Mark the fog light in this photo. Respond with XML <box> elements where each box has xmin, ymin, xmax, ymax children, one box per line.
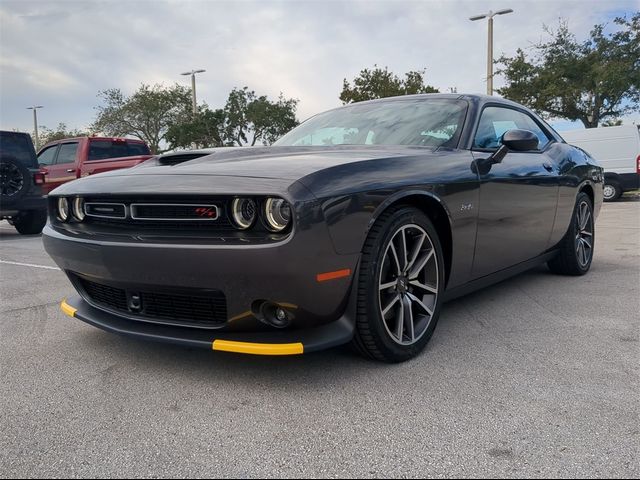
<box><xmin>276</xmin><ymin>308</ymin><xmax>287</xmax><ymax>322</ymax></box>
<box><xmin>258</xmin><ymin>302</ymin><xmax>291</xmax><ymax>328</ymax></box>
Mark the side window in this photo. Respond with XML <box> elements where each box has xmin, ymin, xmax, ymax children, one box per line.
<box><xmin>88</xmin><ymin>140</ymin><xmax>112</xmax><ymax>160</ymax></box>
<box><xmin>55</xmin><ymin>142</ymin><xmax>79</xmax><ymax>164</ymax></box>
<box><xmin>474</xmin><ymin>107</ymin><xmax>551</xmax><ymax>150</ymax></box>
<box><xmin>88</xmin><ymin>140</ymin><xmax>150</xmax><ymax>160</ymax></box>
<box><xmin>37</xmin><ymin>145</ymin><xmax>58</xmax><ymax>166</ymax></box>
<box><xmin>127</xmin><ymin>142</ymin><xmax>150</xmax><ymax>156</ymax></box>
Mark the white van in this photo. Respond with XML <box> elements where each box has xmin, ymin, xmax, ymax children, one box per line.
<box><xmin>561</xmin><ymin>125</ymin><xmax>640</xmax><ymax>201</ymax></box>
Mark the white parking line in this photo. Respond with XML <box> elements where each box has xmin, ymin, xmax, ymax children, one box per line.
<box><xmin>0</xmin><ymin>260</ymin><xmax>60</xmax><ymax>271</ymax></box>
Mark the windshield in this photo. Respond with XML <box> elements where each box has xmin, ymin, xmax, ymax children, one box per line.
<box><xmin>275</xmin><ymin>98</ymin><xmax>468</xmax><ymax>148</ymax></box>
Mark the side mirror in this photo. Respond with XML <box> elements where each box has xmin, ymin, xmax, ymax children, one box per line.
<box><xmin>501</xmin><ymin>129</ymin><xmax>539</xmax><ymax>151</ymax></box>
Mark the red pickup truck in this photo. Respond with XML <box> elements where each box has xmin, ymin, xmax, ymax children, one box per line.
<box><xmin>36</xmin><ymin>137</ymin><xmax>153</xmax><ymax>194</ymax></box>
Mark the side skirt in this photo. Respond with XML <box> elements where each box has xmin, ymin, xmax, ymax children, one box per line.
<box><xmin>442</xmin><ymin>250</ymin><xmax>558</xmax><ymax>302</ymax></box>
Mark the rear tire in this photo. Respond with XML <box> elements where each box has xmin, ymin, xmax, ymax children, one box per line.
<box><xmin>352</xmin><ymin>207</ymin><xmax>445</xmax><ymax>363</ymax></box>
<box><xmin>603</xmin><ymin>181</ymin><xmax>622</xmax><ymax>202</ymax></box>
<box><xmin>13</xmin><ymin>210</ymin><xmax>47</xmax><ymax>235</ymax></box>
<box><xmin>548</xmin><ymin>192</ymin><xmax>594</xmax><ymax>276</ymax></box>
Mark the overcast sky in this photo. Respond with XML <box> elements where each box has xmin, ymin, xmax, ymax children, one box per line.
<box><xmin>1</xmin><ymin>0</ymin><xmax>638</xmax><ymax>135</ymax></box>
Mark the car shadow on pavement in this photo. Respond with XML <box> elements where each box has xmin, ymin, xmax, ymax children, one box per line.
<box><xmin>0</xmin><ymin>233</ymin><xmax>43</xmax><ymax>240</ymax></box>
<box><xmin>0</xmin><ymin>222</ymin><xmax>43</xmax><ymax>239</ymax></box>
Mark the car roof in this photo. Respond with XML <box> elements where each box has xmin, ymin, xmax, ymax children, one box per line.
<box><xmin>0</xmin><ymin>130</ymin><xmax>32</xmax><ymax>138</ymax></box>
<box><xmin>308</xmin><ymin>93</ymin><xmax>531</xmax><ymax>118</ymax></box>
<box><xmin>43</xmin><ymin>136</ymin><xmax>147</xmax><ymax>145</ymax></box>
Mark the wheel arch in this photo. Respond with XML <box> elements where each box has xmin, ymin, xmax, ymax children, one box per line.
<box><xmin>579</xmin><ymin>182</ymin><xmax>594</xmax><ymax>205</ymax></box>
<box><xmin>367</xmin><ymin>191</ymin><xmax>453</xmax><ymax>287</ymax></box>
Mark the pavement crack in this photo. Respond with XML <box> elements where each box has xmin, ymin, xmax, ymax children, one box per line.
<box><xmin>0</xmin><ymin>301</ymin><xmax>61</xmax><ymax>317</ymax></box>
<box><xmin>516</xmin><ymin>285</ymin><xmax>561</xmax><ymax>319</ymax></box>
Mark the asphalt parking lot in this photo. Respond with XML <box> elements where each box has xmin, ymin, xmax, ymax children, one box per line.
<box><xmin>0</xmin><ymin>200</ymin><xmax>638</xmax><ymax>479</ymax></box>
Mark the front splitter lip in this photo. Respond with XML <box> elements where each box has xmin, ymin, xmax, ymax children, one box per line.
<box><xmin>60</xmin><ymin>295</ymin><xmax>355</xmax><ymax>355</ymax></box>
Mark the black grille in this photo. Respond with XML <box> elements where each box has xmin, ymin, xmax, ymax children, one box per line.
<box><xmin>76</xmin><ymin>276</ymin><xmax>227</xmax><ymax>328</ymax></box>
<box><xmin>85</xmin><ymin>202</ymin><xmax>126</xmax><ymax>219</ymax></box>
<box><xmin>80</xmin><ymin>277</ymin><xmax>128</xmax><ymax>311</ymax></box>
<box><xmin>85</xmin><ymin>217</ymin><xmax>235</xmax><ymax>231</ymax></box>
<box><xmin>131</xmin><ymin>204</ymin><xmax>219</xmax><ymax>220</ymax></box>
<box><xmin>81</xmin><ymin>197</ymin><xmax>234</xmax><ymax>232</ymax></box>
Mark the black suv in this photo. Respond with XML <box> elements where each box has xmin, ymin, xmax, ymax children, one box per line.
<box><xmin>0</xmin><ymin>131</ymin><xmax>47</xmax><ymax>234</ymax></box>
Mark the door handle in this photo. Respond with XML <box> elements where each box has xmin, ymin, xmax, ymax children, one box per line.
<box><xmin>543</xmin><ymin>162</ymin><xmax>553</xmax><ymax>172</ymax></box>
<box><xmin>66</xmin><ymin>168</ymin><xmax>76</xmax><ymax>173</ymax></box>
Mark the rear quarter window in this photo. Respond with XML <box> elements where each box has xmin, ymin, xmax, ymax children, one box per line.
<box><xmin>88</xmin><ymin>140</ymin><xmax>150</xmax><ymax>160</ymax></box>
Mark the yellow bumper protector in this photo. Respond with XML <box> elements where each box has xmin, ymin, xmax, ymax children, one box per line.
<box><xmin>212</xmin><ymin>339</ymin><xmax>303</xmax><ymax>356</ymax></box>
<box><xmin>60</xmin><ymin>299</ymin><xmax>77</xmax><ymax>318</ymax></box>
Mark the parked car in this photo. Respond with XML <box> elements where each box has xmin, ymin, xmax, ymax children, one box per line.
<box><xmin>37</xmin><ymin>136</ymin><xmax>152</xmax><ymax>194</ymax></box>
<box><xmin>0</xmin><ymin>131</ymin><xmax>47</xmax><ymax>234</ymax></box>
<box><xmin>44</xmin><ymin>94</ymin><xmax>603</xmax><ymax>362</ymax></box>
<box><xmin>561</xmin><ymin>125</ymin><xmax>640</xmax><ymax>201</ymax></box>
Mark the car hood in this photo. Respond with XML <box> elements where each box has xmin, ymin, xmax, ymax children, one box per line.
<box><xmin>107</xmin><ymin>145</ymin><xmax>434</xmax><ymax>179</ymax></box>
<box><xmin>49</xmin><ymin>145</ymin><xmax>437</xmax><ymax>198</ymax></box>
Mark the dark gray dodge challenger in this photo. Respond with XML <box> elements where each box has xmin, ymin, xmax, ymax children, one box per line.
<box><xmin>44</xmin><ymin>94</ymin><xmax>603</xmax><ymax>362</ymax></box>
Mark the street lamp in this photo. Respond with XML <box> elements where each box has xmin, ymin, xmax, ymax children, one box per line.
<box><xmin>181</xmin><ymin>69</ymin><xmax>206</xmax><ymax>115</ymax></box>
<box><xmin>470</xmin><ymin>8</ymin><xmax>514</xmax><ymax>95</ymax></box>
<box><xmin>27</xmin><ymin>106</ymin><xmax>43</xmax><ymax>150</ymax></box>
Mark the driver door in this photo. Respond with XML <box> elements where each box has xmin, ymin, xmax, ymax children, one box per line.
<box><xmin>471</xmin><ymin>106</ymin><xmax>559</xmax><ymax>278</ymax></box>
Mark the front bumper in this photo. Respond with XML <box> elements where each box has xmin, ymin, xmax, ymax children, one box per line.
<box><xmin>61</xmin><ymin>295</ymin><xmax>355</xmax><ymax>354</ymax></box>
<box><xmin>43</xmin><ymin>219</ymin><xmax>360</xmax><ymax>352</ymax></box>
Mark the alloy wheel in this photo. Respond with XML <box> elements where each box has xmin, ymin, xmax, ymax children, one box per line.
<box><xmin>575</xmin><ymin>200</ymin><xmax>593</xmax><ymax>268</ymax></box>
<box><xmin>378</xmin><ymin>224</ymin><xmax>439</xmax><ymax>346</ymax></box>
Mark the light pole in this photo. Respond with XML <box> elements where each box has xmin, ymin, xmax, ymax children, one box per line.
<box><xmin>27</xmin><ymin>105</ymin><xmax>43</xmax><ymax>150</ymax></box>
<box><xmin>470</xmin><ymin>9</ymin><xmax>513</xmax><ymax>95</ymax></box>
<box><xmin>181</xmin><ymin>69</ymin><xmax>206</xmax><ymax>115</ymax></box>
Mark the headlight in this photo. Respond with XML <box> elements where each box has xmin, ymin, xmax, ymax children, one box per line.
<box><xmin>231</xmin><ymin>198</ymin><xmax>257</xmax><ymax>230</ymax></box>
<box><xmin>264</xmin><ymin>197</ymin><xmax>291</xmax><ymax>232</ymax></box>
<box><xmin>72</xmin><ymin>197</ymin><xmax>85</xmax><ymax>221</ymax></box>
<box><xmin>57</xmin><ymin>197</ymin><xmax>69</xmax><ymax>222</ymax></box>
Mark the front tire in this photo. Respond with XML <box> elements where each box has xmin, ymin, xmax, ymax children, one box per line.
<box><xmin>13</xmin><ymin>210</ymin><xmax>47</xmax><ymax>235</ymax></box>
<box><xmin>352</xmin><ymin>207</ymin><xmax>445</xmax><ymax>362</ymax></box>
<box><xmin>548</xmin><ymin>192</ymin><xmax>594</xmax><ymax>275</ymax></box>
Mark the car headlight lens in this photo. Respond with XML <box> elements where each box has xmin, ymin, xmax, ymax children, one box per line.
<box><xmin>264</xmin><ymin>198</ymin><xmax>291</xmax><ymax>232</ymax></box>
<box><xmin>57</xmin><ymin>197</ymin><xmax>69</xmax><ymax>222</ymax></box>
<box><xmin>72</xmin><ymin>197</ymin><xmax>85</xmax><ymax>221</ymax></box>
<box><xmin>231</xmin><ymin>198</ymin><xmax>257</xmax><ymax>230</ymax></box>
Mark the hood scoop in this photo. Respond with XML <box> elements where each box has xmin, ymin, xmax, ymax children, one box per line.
<box><xmin>158</xmin><ymin>152</ymin><xmax>212</xmax><ymax>166</ymax></box>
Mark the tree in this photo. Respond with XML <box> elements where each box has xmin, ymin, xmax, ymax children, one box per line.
<box><xmin>223</xmin><ymin>87</ymin><xmax>299</xmax><ymax>146</ymax></box>
<box><xmin>35</xmin><ymin>123</ymin><xmax>89</xmax><ymax>146</ymax></box>
<box><xmin>165</xmin><ymin>106</ymin><xmax>226</xmax><ymax>149</ymax></box>
<box><xmin>497</xmin><ymin>14</ymin><xmax>640</xmax><ymax>128</ymax></box>
<box><xmin>340</xmin><ymin>65</ymin><xmax>439</xmax><ymax>104</ymax></box>
<box><xmin>92</xmin><ymin>84</ymin><xmax>192</xmax><ymax>153</ymax></box>
<box><xmin>601</xmin><ymin>119</ymin><xmax>623</xmax><ymax>127</ymax></box>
